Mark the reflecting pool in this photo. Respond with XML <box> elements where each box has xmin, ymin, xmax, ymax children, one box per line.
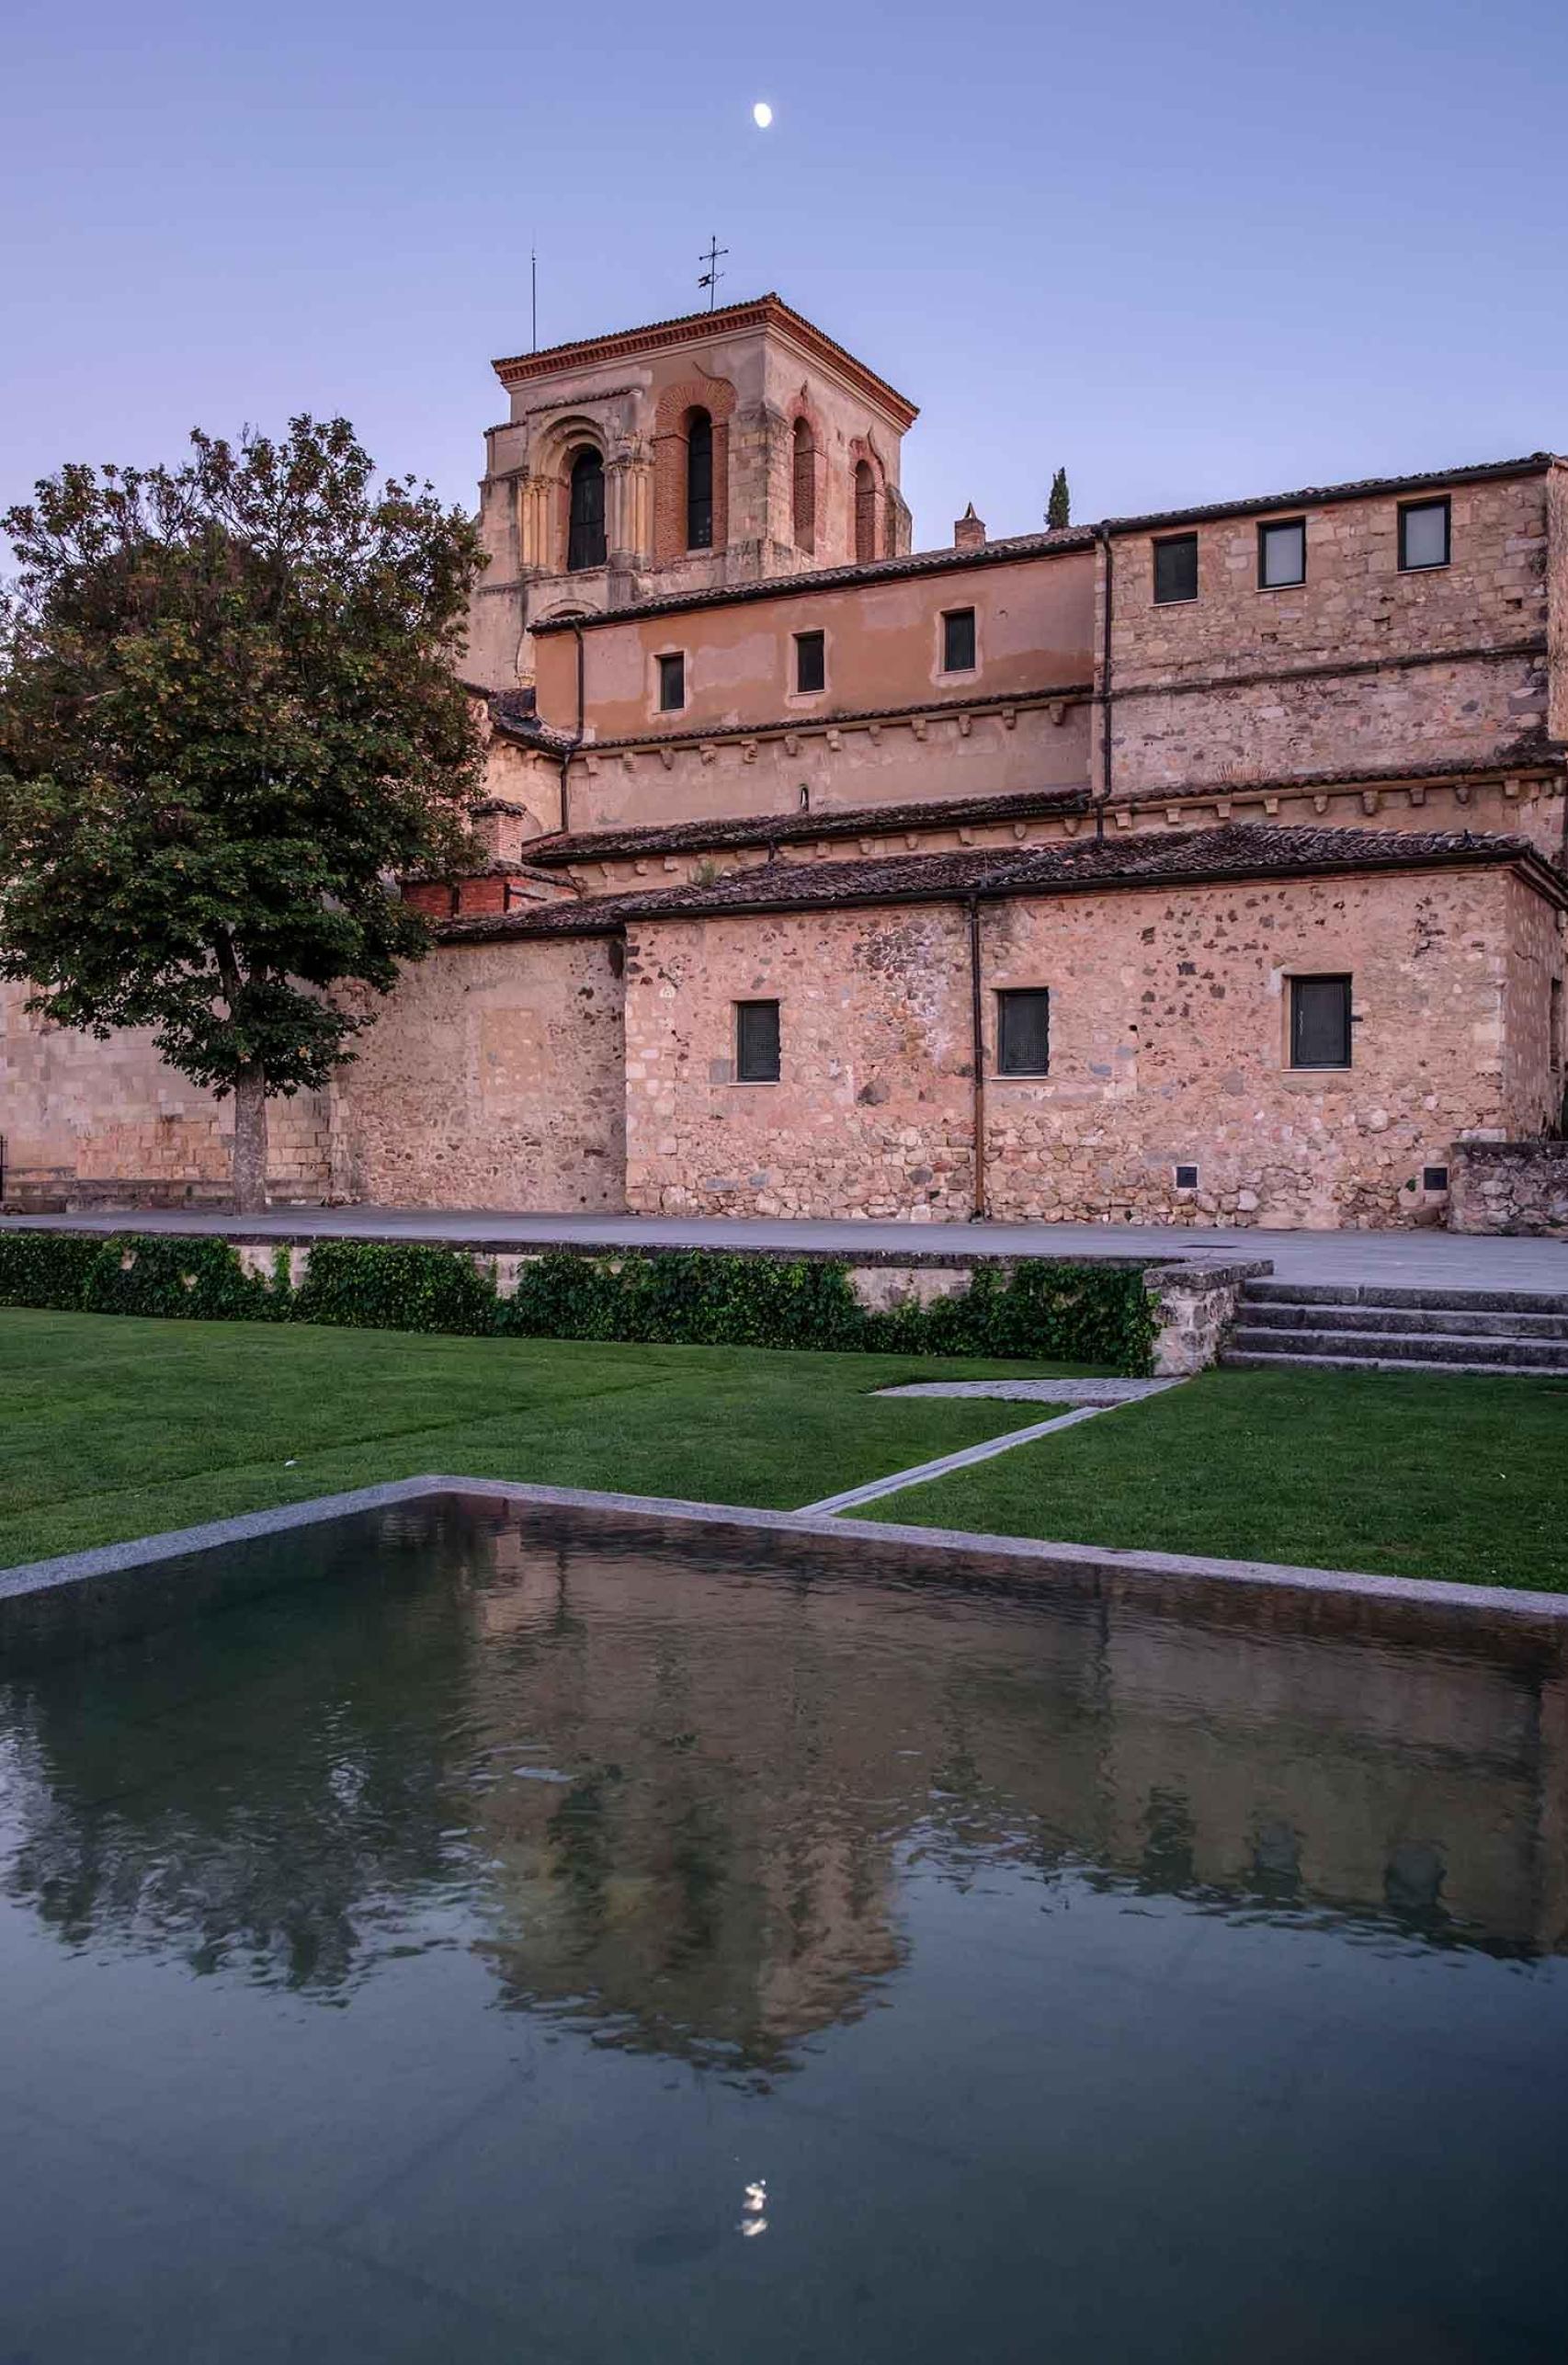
<box><xmin>2</xmin><ymin>1497</ymin><xmax>1565</xmax><ymax>2361</ymax></box>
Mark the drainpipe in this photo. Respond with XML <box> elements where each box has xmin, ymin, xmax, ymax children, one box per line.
<box><xmin>967</xmin><ymin>897</ymin><xmax>987</xmax><ymax>1223</ymax></box>
<box><xmin>557</xmin><ymin>620</ymin><xmax>586</xmax><ymax>835</ymax></box>
<box><xmin>1096</xmin><ymin>525</ymin><xmax>1115</xmax><ymax>843</ymax></box>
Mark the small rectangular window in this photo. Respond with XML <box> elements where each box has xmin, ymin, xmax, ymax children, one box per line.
<box><xmin>1290</xmin><ymin>974</ymin><xmax>1352</xmax><ymax>1069</ymax></box>
<box><xmin>1399</xmin><ymin>496</ymin><xmax>1450</xmax><ymax>572</ymax></box>
<box><xmin>1175</xmin><ymin>1164</ymin><xmax>1199</xmax><ymax>1190</ymax></box>
<box><xmin>735</xmin><ymin>999</ymin><xmax>780</xmax><ymax>1083</ymax></box>
<box><xmin>942</xmin><ymin>608</ymin><xmax>977</xmax><ymax>671</ymax></box>
<box><xmin>1153</xmin><ymin>533</ymin><xmax>1199</xmax><ymax>605</ymax></box>
<box><xmin>996</xmin><ymin>988</ymin><xmax>1050</xmax><ymax>1076</ymax></box>
<box><xmin>793</xmin><ymin>631</ymin><xmax>825</xmax><ymax>694</ymax></box>
<box><xmin>657</xmin><ymin>652</ymin><xmax>685</xmax><ymax>712</ymax></box>
<box><xmin>1258</xmin><ymin>518</ymin><xmax>1306</xmax><ymax>589</ymax></box>
<box><xmin>1422</xmin><ymin>1165</ymin><xmax>1450</xmax><ymax>1193</ymax></box>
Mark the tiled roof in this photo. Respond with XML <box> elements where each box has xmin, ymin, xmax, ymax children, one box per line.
<box><xmin>528</xmin><ymin>528</ymin><xmax>1096</xmax><ymax>634</ymax></box>
<box><xmin>523</xmin><ymin>787</ymin><xmax>1092</xmax><ymax>866</ymax></box>
<box><xmin>439</xmin><ymin>822</ymin><xmax>1564</xmax><ymax>942</ymax></box>
<box><xmin>492</xmin><ymin>292</ymin><xmax>919</xmax><ymax>426</ymax></box>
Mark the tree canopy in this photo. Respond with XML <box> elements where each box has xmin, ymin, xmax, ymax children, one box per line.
<box><xmin>0</xmin><ymin>416</ymin><xmax>487</xmax><ymax>1206</ymax></box>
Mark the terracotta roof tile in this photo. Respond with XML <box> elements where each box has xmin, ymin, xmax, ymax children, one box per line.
<box><xmin>524</xmin><ymin>786</ymin><xmax>1092</xmax><ymax>866</ymax></box>
<box><xmin>439</xmin><ymin>822</ymin><xmax>1563</xmax><ymax>943</ymax></box>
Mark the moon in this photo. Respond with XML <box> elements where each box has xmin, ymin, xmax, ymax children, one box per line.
<box><xmin>752</xmin><ymin>101</ymin><xmax>773</xmax><ymax>128</ymax></box>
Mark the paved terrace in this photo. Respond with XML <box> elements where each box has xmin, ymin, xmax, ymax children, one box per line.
<box><xmin>3</xmin><ymin>1208</ymin><xmax>1566</xmax><ymax>1294</ymax></box>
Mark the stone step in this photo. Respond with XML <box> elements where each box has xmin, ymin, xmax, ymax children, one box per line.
<box><xmin>1228</xmin><ymin>1325</ymin><xmax>1568</xmax><ymax>1370</ymax></box>
<box><xmin>1242</xmin><ymin>1280</ymin><xmax>1568</xmax><ymax>1316</ymax></box>
<box><xmin>1239</xmin><ymin>1301</ymin><xmax>1568</xmax><ymax>1340</ymax></box>
<box><xmin>1221</xmin><ymin>1347</ymin><xmax>1566</xmax><ymax>1380</ymax></box>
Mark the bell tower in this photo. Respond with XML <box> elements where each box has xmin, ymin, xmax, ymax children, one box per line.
<box><xmin>465</xmin><ymin>293</ymin><xmax>918</xmax><ymax>688</ymax></box>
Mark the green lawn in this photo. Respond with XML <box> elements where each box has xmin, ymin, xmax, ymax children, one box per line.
<box><xmin>0</xmin><ymin>1309</ymin><xmax>1091</xmax><ymax>1566</ymax></box>
<box><xmin>863</xmin><ymin>1364</ymin><xmax>1568</xmax><ymax>1591</ymax></box>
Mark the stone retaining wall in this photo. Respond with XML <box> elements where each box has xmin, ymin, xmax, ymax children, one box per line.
<box><xmin>1449</xmin><ymin>1140</ymin><xmax>1568</xmax><ymax>1235</ymax></box>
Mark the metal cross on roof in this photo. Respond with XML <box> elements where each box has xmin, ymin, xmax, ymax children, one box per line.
<box><xmin>698</xmin><ymin>235</ymin><xmax>729</xmax><ymax>311</ymax></box>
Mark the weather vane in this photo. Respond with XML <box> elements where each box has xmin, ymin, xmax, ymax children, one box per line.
<box><xmin>698</xmin><ymin>235</ymin><xmax>729</xmax><ymax>311</ymax></box>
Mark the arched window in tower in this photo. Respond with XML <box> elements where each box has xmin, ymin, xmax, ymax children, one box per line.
<box><xmin>685</xmin><ymin>410</ymin><xmax>714</xmax><ymax>551</ymax></box>
<box><xmin>792</xmin><ymin>419</ymin><xmax>815</xmax><ymax>553</ymax></box>
<box><xmin>566</xmin><ymin>447</ymin><xmax>607</xmax><ymax>572</ymax></box>
<box><xmin>854</xmin><ymin>460</ymin><xmax>877</xmax><ymax>564</ymax></box>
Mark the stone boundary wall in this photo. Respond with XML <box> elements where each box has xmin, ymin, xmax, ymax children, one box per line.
<box><xmin>221</xmin><ymin>1235</ymin><xmax>1267</xmax><ymax>1376</ymax></box>
<box><xmin>1449</xmin><ymin>1141</ymin><xmax>1568</xmax><ymax>1235</ymax></box>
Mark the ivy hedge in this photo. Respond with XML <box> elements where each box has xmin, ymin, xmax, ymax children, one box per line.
<box><xmin>0</xmin><ymin>1232</ymin><xmax>1158</xmax><ymax>1373</ymax></box>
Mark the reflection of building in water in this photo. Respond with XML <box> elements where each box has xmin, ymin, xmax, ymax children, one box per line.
<box><xmin>2</xmin><ymin>1504</ymin><xmax>1564</xmax><ymax>2075</ymax></box>
<box><xmin>461</xmin><ymin>1518</ymin><xmax>1568</xmax><ymax>2072</ymax></box>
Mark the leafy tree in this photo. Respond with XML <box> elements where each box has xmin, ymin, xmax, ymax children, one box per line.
<box><xmin>1047</xmin><ymin>467</ymin><xmax>1071</xmax><ymax>529</ymax></box>
<box><xmin>0</xmin><ymin>418</ymin><xmax>485</xmax><ymax>1209</ymax></box>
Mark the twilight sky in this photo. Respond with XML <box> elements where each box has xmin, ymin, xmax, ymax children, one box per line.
<box><xmin>3</xmin><ymin>0</ymin><xmax>1565</xmax><ymax>556</ymax></box>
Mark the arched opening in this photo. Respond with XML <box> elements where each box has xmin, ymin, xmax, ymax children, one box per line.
<box><xmin>685</xmin><ymin>410</ymin><xmax>714</xmax><ymax>551</ymax></box>
<box><xmin>791</xmin><ymin>419</ymin><xmax>815</xmax><ymax>553</ymax></box>
<box><xmin>853</xmin><ymin>460</ymin><xmax>877</xmax><ymax>564</ymax></box>
<box><xmin>566</xmin><ymin>447</ymin><xmax>607</xmax><ymax>572</ymax></box>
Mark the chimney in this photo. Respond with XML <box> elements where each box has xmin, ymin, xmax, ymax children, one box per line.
<box><xmin>953</xmin><ymin>502</ymin><xmax>986</xmax><ymax>551</ymax></box>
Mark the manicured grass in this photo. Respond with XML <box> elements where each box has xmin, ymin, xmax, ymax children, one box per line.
<box><xmin>0</xmin><ymin>1309</ymin><xmax>1095</xmax><ymax>1566</ymax></box>
<box><xmin>863</xmin><ymin>1364</ymin><xmax>1568</xmax><ymax>1591</ymax></box>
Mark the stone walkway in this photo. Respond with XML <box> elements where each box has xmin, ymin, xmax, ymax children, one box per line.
<box><xmin>3</xmin><ymin>1204</ymin><xmax>1565</xmax><ymax>1293</ymax></box>
<box><xmin>875</xmin><ymin>1378</ymin><xmax>1180</xmax><ymax>1404</ymax></box>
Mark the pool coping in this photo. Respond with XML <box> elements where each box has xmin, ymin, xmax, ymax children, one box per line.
<box><xmin>2</xmin><ymin>1473</ymin><xmax>1563</xmax><ymax>1624</ymax></box>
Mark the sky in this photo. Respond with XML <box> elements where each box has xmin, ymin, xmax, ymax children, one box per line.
<box><xmin>3</xmin><ymin>0</ymin><xmax>1566</xmax><ymax>557</ymax></box>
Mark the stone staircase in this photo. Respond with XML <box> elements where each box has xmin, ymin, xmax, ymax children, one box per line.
<box><xmin>1222</xmin><ymin>1279</ymin><xmax>1568</xmax><ymax>1378</ymax></box>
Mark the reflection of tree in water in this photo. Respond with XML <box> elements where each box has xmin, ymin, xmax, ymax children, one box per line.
<box><xmin>0</xmin><ymin>1512</ymin><xmax>1559</xmax><ymax>2071</ymax></box>
<box><xmin>0</xmin><ymin>1541</ymin><xmax>483</xmax><ymax>1994</ymax></box>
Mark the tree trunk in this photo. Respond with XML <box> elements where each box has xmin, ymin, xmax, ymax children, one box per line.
<box><xmin>232</xmin><ymin>1067</ymin><xmax>269</xmax><ymax>1213</ymax></box>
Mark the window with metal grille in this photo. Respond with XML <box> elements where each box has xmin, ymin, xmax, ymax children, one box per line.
<box><xmin>735</xmin><ymin>1000</ymin><xmax>780</xmax><ymax>1083</ymax></box>
<box><xmin>1153</xmin><ymin>533</ymin><xmax>1199</xmax><ymax>604</ymax></box>
<box><xmin>942</xmin><ymin>608</ymin><xmax>977</xmax><ymax>672</ymax></box>
<box><xmin>566</xmin><ymin>448</ymin><xmax>607</xmax><ymax>572</ymax></box>
<box><xmin>657</xmin><ymin>653</ymin><xmax>685</xmax><ymax>712</ymax></box>
<box><xmin>1175</xmin><ymin>1164</ymin><xmax>1199</xmax><ymax>1189</ymax></box>
<box><xmin>1398</xmin><ymin>496</ymin><xmax>1449</xmax><ymax>572</ymax></box>
<box><xmin>996</xmin><ymin>988</ymin><xmax>1050</xmax><ymax>1076</ymax></box>
<box><xmin>1422</xmin><ymin>1165</ymin><xmax>1449</xmax><ymax>1193</ymax></box>
<box><xmin>686</xmin><ymin>410</ymin><xmax>713</xmax><ymax>551</ymax></box>
<box><xmin>1290</xmin><ymin>974</ymin><xmax>1352</xmax><ymax>1068</ymax></box>
<box><xmin>1258</xmin><ymin>518</ymin><xmax>1306</xmax><ymax>589</ymax></box>
<box><xmin>794</xmin><ymin>631</ymin><xmax>825</xmax><ymax>694</ymax></box>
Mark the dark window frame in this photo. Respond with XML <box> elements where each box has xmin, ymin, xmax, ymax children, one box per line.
<box><xmin>995</xmin><ymin>987</ymin><xmax>1051</xmax><ymax>1077</ymax></box>
<box><xmin>1398</xmin><ymin>495</ymin><xmax>1450</xmax><ymax>572</ymax></box>
<box><xmin>685</xmin><ymin>410</ymin><xmax>714</xmax><ymax>551</ymax></box>
<box><xmin>1289</xmin><ymin>973</ymin><xmax>1353</xmax><ymax>1070</ymax></box>
<box><xmin>734</xmin><ymin>998</ymin><xmax>781</xmax><ymax>1084</ymax></box>
<box><xmin>1153</xmin><ymin>532</ymin><xmax>1199</xmax><ymax>606</ymax></box>
<box><xmin>941</xmin><ymin>607</ymin><xmax>978</xmax><ymax>673</ymax></box>
<box><xmin>656</xmin><ymin>651</ymin><xmax>686</xmax><ymax>713</ymax></box>
<box><xmin>1257</xmin><ymin>517</ymin><xmax>1307</xmax><ymax>591</ymax></box>
<box><xmin>793</xmin><ymin>630</ymin><xmax>826</xmax><ymax>696</ymax></box>
<box><xmin>565</xmin><ymin>447</ymin><xmax>608</xmax><ymax>574</ymax></box>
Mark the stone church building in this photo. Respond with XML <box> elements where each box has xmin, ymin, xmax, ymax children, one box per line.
<box><xmin>5</xmin><ymin>294</ymin><xmax>1567</xmax><ymax>1228</ymax></box>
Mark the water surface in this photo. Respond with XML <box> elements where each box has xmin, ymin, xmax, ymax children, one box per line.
<box><xmin>2</xmin><ymin>1499</ymin><xmax>1565</xmax><ymax>2361</ymax></box>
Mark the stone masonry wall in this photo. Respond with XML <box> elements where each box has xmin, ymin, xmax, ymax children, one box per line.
<box><xmin>622</xmin><ymin>867</ymin><xmax>1551</xmax><ymax>1229</ymax></box>
<box><xmin>977</xmin><ymin>870</ymin><xmax>1539</xmax><ymax>1228</ymax></box>
<box><xmin>0</xmin><ymin>978</ymin><xmax>332</xmax><ymax>1209</ymax></box>
<box><xmin>1106</xmin><ymin>470</ymin><xmax>1551</xmax><ymax>796</ymax></box>
<box><xmin>335</xmin><ymin>938</ymin><xmax>625</xmax><ymax>1211</ymax></box>
<box><xmin>1449</xmin><ymin>1141</ymin><xmax>1568</xmax><ymax>1235</ymax></box>
<box><xmin>622</xmin><ymin>906</ymin><xmax>976</xmax><ymax>1219</ymax></box>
